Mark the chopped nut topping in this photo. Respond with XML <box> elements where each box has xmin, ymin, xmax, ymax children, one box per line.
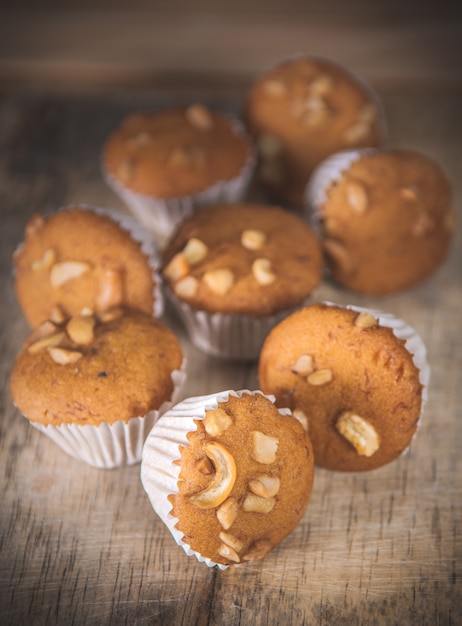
<box><xmin>32</xmin><ymin>248</ymin><xmax>56</xmax><ymax>271</ymax></box>
<box><xmin>307</xmin><ymin>369</ymin><xmax>333</xmax><ymax>386</ymax></box>
<box><xmin>262</xmin><ymin>79</ymin><xmax>287</xmax><ymax>97</ymax></box>
<box><xmin>97</xmin><ymin>306</ymin><xmax>124</xmax><ymax>323</ymax></box>
<box><xmin>346</xmin><ymin>181</ymin><xmax>368</xmax><ymax>213</ymax></box>
<box><xmin>27</xmin><ymin>330</ymin><xmax>65</xmax><ymax>354</ymax></box>
<box><xmin>164</xmin><ymin>253</ymin><xmax>190</xmax><ymax>282</ymax></box>
<box><xmin>188</xmin><ymin>442</ymin><xmax>236</xmax><ymax>509</ymax></box>
<box><xmin>252</xmin><ymin>258</ymin><xmax>276</xmax><ymax>285</ymax></box>
<box><xmin>248</xmin><ymin>475</ymin><xmax>280</xmax><ymax>498</ymax></box>
<box><xmin>174</xmin><ymin>275</ymin><xmax>199</xmax><ymax>299</ymax></box>
<box><xmin>66</xmin><ymin>315</ymin><xmax>95</xmax><ymax>345</ymax></box>
<box><xmin>292</xmin><ymin>408</ymin><xmax>309</xmax><ymax>431</ymax></box>
<box><xmin>355</xmin><ymin>311</ymin><xmax>378</xmax><ymax>329</ymax></box>
<box><xmin>23</xmin><ymin>320</ymin><xmax>59</xmax><ymax>350</ymax></box>
<box><xmin>50</xmin><ymin>261</ymin><xmax>90</xmax><ymax>288</ymax></box>
<box><xmin>216</xmin><ymin>497</ymin><xmax>239</xmax><ymax>530</ymax></box>
<box><xmin>49</xmin><ymin>305</ymin><xmax>67</xmax><ymax>324</ymax></box>
<box><xmin>182</xmin><ymin>238</ymin><xmax>208</xmax><ymax>265</ymax></box>
<box><xmin>218</xmin><ymin>543</ymin><xmax>240</xmax><ymax>563</ymax></box>
<box><xmin>242</xmin><ymin>493</ymin><xmax>276</xmax><ymax>514</ymax></box>
<box><xmin>251</xmin><ymin>431</ymin><xmax>279</xmax><ymax>464</ymax></box>
<box><xmin>336</xmin><ymin>411</ymin><xmax>380</xmax><ymax>456</ymax></box>
<box><xmin>186</xmin><ymin>104</ymin><xmax>213</xmax><ymax>130</ymax></box>
<box><xmin>302</xmin><ymin>106</ymin><xmax>330</xmax><ymax>128</ymax></box>
<box><xmin>399</xmin><ymin>185</ymin><xmax>419</xmax><ymax>201</ymax></box>
<box><xmin>48</xmin><ymin>347</ymin><xmax>83</xmax><ymax>365</ymax></box>
<box><xmin>202</xmin><ymin>268</ymin><xmax>234</xmax><ymax>295</ymax></box>
<box><xmin>219</xmin><ymin>531</ymin><xmax>244</xmax><ymax>553</ymax></box>
<box><xmin>241</xmin><ymin>229</ymin><xmax>267</xmax><ymax>251</ymax></box>
<box><xmin>257</xmin><ymin>133</ymin><xmax>282</xmax><ymax>159</ymax></box>
<box><xmin>204</xmin><ymin>408</ymin><xmax>233</xmax><ymax>437</ymax></box>
<box><xmin>194</xmin><ymin>456</ymin><xmax>214</xmax><ymax>475</ymax></box>
<box><xmin>96</xmin><ymin>268</ymin><xmax>124</xmax><ymax>311</ymax></box>
<box><xmin>310</xmin><ymin>73</ymin><xmax>333</xmax><ymax>96</ymax></box>
<box><xmin>292</xmin><ymin>354</ymin><xmax>314</xmax><ymax>376</ymax></box>
<box><xmin>343</xmin><ymin>120</ymin><xmax>371</xmax><ymax>144</ymax></box>
<box><xmin>241</xmin><ymin>538</ymin><xmax>272</xmax><ymax>562</ymax></box>
<box><xmin>117</xmin><ymin>158</ymin><xmax>134</xmax><ymax>183</ymax></box>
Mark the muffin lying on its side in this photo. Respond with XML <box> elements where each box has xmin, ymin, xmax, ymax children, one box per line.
<box><xmin>305</xmin><ymin>148</ymin><xmax>454</xmax><ymax>294</ymax></box>
<box><xmin>141</xmin><ymin>389</ymin><xmax>314</xmax><ymax>568</ymax></box>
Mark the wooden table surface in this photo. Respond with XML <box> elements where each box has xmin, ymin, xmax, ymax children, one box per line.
<box><xmin>0</xmin><ymin>3</ymin><xmax>461</xmax><ymax>625</ymax></box>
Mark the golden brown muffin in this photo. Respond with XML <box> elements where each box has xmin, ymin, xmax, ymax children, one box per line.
<box><xmin>141</xmin><ymin>390</ymin><xmax>314</xmax><ymax>567</ymax></box>
<box><xmin>103</xmin><ymin>105</ymin><xmax>253</xmax><ymax>198</ymax></box>
<box><xmin>258</xmin><ymin>303</ymin><xmax>428</xmax><ymax>472</ymax></box>
<box><xmin>14</xmin><ymin>207</ymin><xmax>161</xmax><ymax>327</ymax></box>
<box><xmin>162</xmin><ymin>202</ymin><xmax>322</xmax><ymax>316</ymax></box>
<box><xmin>161</xmin><ymin>202</ymin><xmax>323</xmax><ymax>359</ymax></box>
<box><xmin>306</xmin><ymin>148</ymin><xmax>455</xmax><ymax>295</ymax></box>
<box><xmin>10</xmin><ymin>307</ymin><xmax>184</xmax><ymax>427</ymax></box>
<box><xmin>244</xmin><ymin>55</ymin><xmax>385</xmax><ymax>207</ymax></box>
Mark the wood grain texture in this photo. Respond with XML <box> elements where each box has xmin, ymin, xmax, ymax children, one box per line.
<box><xmin>0</xmin><ymin>6</ymin><xmax>461</xmax><ymax>622</ymax></box>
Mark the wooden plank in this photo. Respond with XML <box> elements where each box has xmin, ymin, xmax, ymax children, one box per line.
<box><xmin>0</xmin><ymin>4</ymin><xmax>461</xmax><ymax>93</ymax></box>
<box><xmin>0</xmin><ymin>81</ymin><xmax>461</xmax><ymax>624</ymax></box>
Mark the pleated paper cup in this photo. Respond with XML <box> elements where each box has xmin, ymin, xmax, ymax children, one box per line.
<box><xmin>167</xmin><ymin>288</ymin><xmax>303</xmax><ymax>361</ymax></box>
<box><xmin>304</xmin><ymin>148</ymin><xmax>377</xmax><ymax>232</ymax></box>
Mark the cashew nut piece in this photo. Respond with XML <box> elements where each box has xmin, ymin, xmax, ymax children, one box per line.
<box><xmin>188</xmin><ymin>442</ymin><xmax>237</xmax><ymax>509</ymax></box>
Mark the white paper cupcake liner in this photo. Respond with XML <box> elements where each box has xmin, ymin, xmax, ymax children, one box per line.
<box><xmin>28</xmin><ymin>360</ymin><xmax>187</xmax><ymax>469</ymax></box>
<box><xmin>304</xmin><ymin>148</ymin><xmax>378</xmax><ymax>233</ymax></box>
<box><xmin>103</xmin><ymin>117</ymin><xmax>256</xmax><ymax>249</ymax></box>
<box><xmin>141</xmin><ymin>389</ymin><xmax>289</xmax><ymax>569</ymax></box>
<box><xmin>167</xmin><ymin>288</ymin><xmax>303</xmax><ymax>361</ymax></box>
<box><xmin>40</xmin><ymin>204</ymin><xmax>164</xmax><ymax>318</ymax></box>
<box><xmin>324</xmin><ymin>302</ymin><xmax>430</xmax><ymax>439</ymax></box>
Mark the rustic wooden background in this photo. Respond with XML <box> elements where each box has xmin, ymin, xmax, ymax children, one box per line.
<box><xmin>0</xmin><ymin>1</ymin><xmax>461</xmax><ymax>624</ymax></box>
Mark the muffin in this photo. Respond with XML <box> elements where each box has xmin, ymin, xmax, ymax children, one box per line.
<box><xmin>258</xmin><ymin>303</ymin><xmax>429</xmax><ymax>472</ymax></box>
<box><xmin>141</xmin><ymin>389</ymin><xmax>314</xmax><ymax>568</ymax></box>
<box><xmin>102</xmin><ymin>104</ymin><xmax>255</xmax><ymax>246</ymax></box>
<box><xmin>10</xmin><ymin>307</ymin><xmax>186</xmax><ymax>468</ymax></box>
<box><xmin>244</xmin><ymin>55</ymin><xmax>385</xmax><ymax>207</ymax></box>
<box><xmin>13</xmin><ymin>205</ymin><xmax>163</xmax><ymax>327</ymax></box>
<box><xmin>305</xmin><ymin>148</ymin><xmax>455</xmax><ymax>294</ymax></box>
<box><xmin>161</xmin><ymin>202</ymin><xmax>323</xmax><ymax>359</ymax></box>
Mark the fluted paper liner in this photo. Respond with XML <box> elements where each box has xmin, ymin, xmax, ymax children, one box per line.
<box><xmin>167</xmin><ymin>289</ymin><xmax>304</xmax><ymax>361</ymax></box>
<box><xmin>103</xmin><ymin>116</ymin><xmax>256</xmax><ymax>249</ymax></box>
<box><xmin>141</xmin><ymin>389</ymin><xmax>290</xmax><ymax>569</ymax></box>
<box><xmin>304</xmin><ymin>148</ymin><xmax>378</xmax><ymax>233</ymax></box>
<box><xmin>29</xmin><ymin>360</ymin><xmax>187</xmax><ymax>469</ymax></box>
